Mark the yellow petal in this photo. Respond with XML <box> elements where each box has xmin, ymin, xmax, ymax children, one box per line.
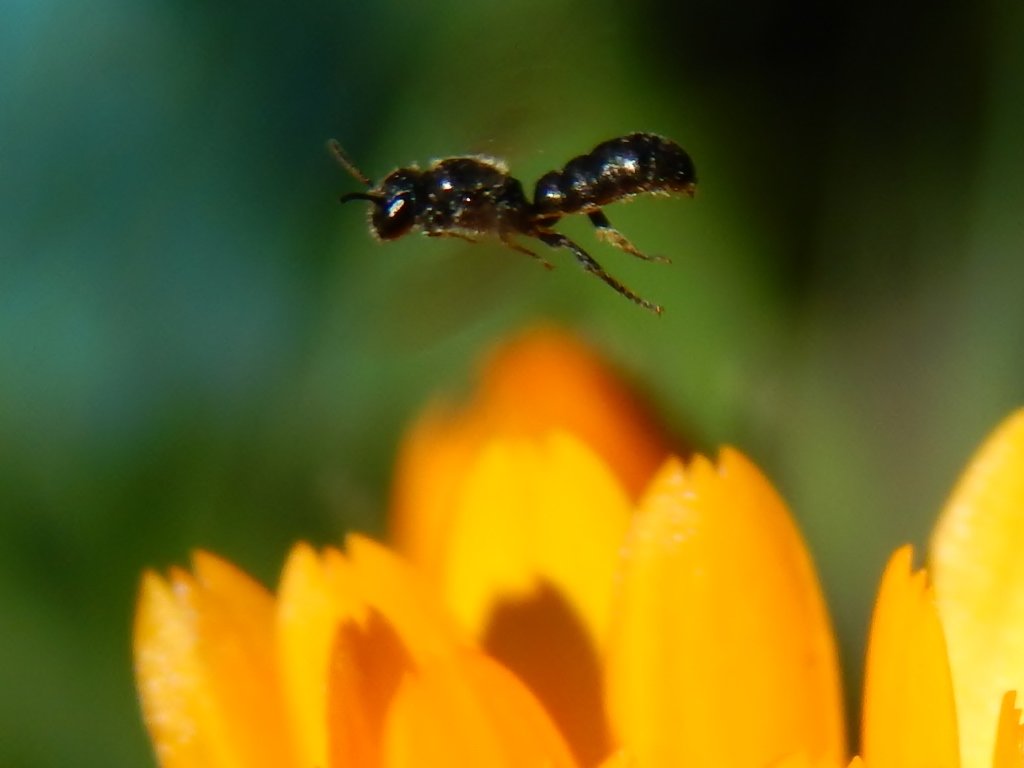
<box><xmin>345</xmin><ymin>534</ymin><xmax>466</xmax><ymax>660</ymax></box>
<box><xmin>188</xmin><ymin>553</ymin><xmax>294</xmax><ymax>768</ymax></box>
<box><xmin>861</xmin><ymin>546</ymin><xmax>958</xmax><ymax>768</ymax></box>
<box><xmin>134</xmin><ymin>555</ymin><xmax>295</xmax><ymax>768</ymax></box>
<box><xmin>276</xmin><ymin>543</ymin><xmax>361</xmax><ymax>768</ymax></box>
<box><xmin>444</xmin><ymin>431</ymin><xmax>631</xmax><ymax>645</ymax></box>
<box><xmin>390</xmin><ymin>327</ymin><xmax>674</xmax><ymax>582</ymax></box>
<box><xmin>442</xmin><ymin>431</ymin><xmax>629</xmax><ymax>763</ymax></box>
<box><xmin>770</xmin><ymin>754</ymin><xmax>817</xmax><ymax>768</ymax></box>
<box><xmin>135</xmin><ymin>570</ymin><xmax>216</xmax><ymax>768</ymax></box>
<box><xmin>931</xmin><ymin>410</ymin><xmax>1024</xmax><ymax>768</ymax></box>
<box><xmin>382</xmin><ymin>647</ymin><xmax>579</xmax><ymax>768</ymax></box>
<box><xmin>596</xmin><ymin>750</ymin><xmax>635</xmax><ymax>768</ymax></box>
<box><xmin>605</xmin><ymin>450</ymin><xmax>845</xmax><ymax>768</ymax></box>
<box><xmin>992</xmin><ymin>691</ymin><xmax>1024</xmax><ymax>768</ymax></box>
<box><xmin>388</xmin><ymin>403</ymin><xmax>479</xmax><ymax>595</ymax></box>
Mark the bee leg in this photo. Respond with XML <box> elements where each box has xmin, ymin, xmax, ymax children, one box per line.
<box><xmin>500</xmin><ymin>234</ymin><xmax>553</xmax><ymax>270</ymax></box>
<box><xmin>536</xmin><ymin>231</ymin><xmax>662</xmax><ymax>315</ymax></box>
<box><xmin>587</xmin><ymin>210</ymin><xmax>671</xmax><ymax>264</ymax></box>
<box><xmin>427</xmin><ymin>231</ymin><xmax>479</xmax><ymax>244</ymax></box>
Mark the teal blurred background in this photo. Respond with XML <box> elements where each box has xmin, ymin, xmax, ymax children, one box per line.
<box><xmin>2</xmin><ymin>0</ymin><xmax>1022</xmax><ymax>764</ymax></box>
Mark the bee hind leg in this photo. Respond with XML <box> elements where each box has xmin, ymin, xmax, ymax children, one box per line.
<box><xmin>587</xmin><ymin>210</ymin><xmax>671</xmax><ymax>264</ymax></box>
<box><xmin>535</xmin><ymin>231</ymin><xmax>662</xmax><ymax>315</ymax></box>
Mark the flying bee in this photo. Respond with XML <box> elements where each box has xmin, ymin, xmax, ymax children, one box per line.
<box><xmin>329</xmin><ymin>132</ymin><xmax>697</xmax><ymax>314</ymax></box>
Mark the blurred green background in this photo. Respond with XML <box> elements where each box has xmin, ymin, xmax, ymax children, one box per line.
<box><xmin>2</xmin><ymin>0</ymin><xmax>1022</xmax><ymax>764</ymax></box>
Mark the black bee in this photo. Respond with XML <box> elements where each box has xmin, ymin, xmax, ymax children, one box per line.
<box><xmin>329</xmin><ymin>132</ymin><xmax>696</xmax><ymax>314</ymax></box>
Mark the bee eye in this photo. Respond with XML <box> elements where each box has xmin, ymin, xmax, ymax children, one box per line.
<box><xmin>386</xmin><ymin>196</ymin><xmax>408</xmax><ymax>219</ymax></box>
<box><xmin>373</xmin><ymin>191</ymin><xmax>416</xmax><ymax>239</ymax></box>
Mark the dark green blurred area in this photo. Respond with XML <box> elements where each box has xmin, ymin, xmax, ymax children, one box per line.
<box><xmin>1</xmin><ymin>0</ymin><xmax>1022</xmax><ymax>765</ymax></box>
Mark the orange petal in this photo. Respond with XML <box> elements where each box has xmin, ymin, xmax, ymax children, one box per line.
<box><xmin>931</xmin><ymin>410</ymin><xmax>1024</xmax><ymax>768</ymax></box>
<box><xmin>390</xmin><ymin>327</ymin><xmax>675</xmax><ymax>582</ymax></box>
<box><xmin>464</xmin><ymin>327</ymin><xmax>676</xmax><ymax>497</ymax></box>
<box><xmin>324</xmin><ymin>540</ymin><xmax>579</xmax><ymax>768</ymax></box>
<box><xmin>605</xmin><ymin>450</ymin><xmax>845</xmax><ymax>768</ymax></box>
<box><xmin>381</xmin><ymin>647</ymin><xmax>579</xmax><ymax>768</ymax></box>
<box><xmin>992</xmin><ymin>691</ymin><xmax>1024</xmax><ymax>768</ymax></box>
<box><xmin>326</xmin><ymin>610</ymin><xmax>415</xmax><ymax>768</ymax></box>
<box><xmin>861</xmin><ymin>546</ymin><xmax>958</xmax><ymax>768</ymax></box>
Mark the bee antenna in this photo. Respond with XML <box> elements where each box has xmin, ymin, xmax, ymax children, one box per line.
<box><xmin>327</xmin><ymin>139</ymin><xmax>373</xmax><ymax>187</ymax></box>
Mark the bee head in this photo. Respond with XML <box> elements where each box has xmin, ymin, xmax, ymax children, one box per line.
<box><xmin>331</xmin><ymin>140</ymin><xmax>420</xmax><ymax>241</ymax></box>
<box><xmin>339</xmin><ymin>169</ymin><xmax>420</xmax><ymax>240</ymax></box>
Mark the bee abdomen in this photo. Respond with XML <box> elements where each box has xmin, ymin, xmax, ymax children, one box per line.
<box><xmin>533</xmin><ymin>132</ymin><xmax>697</xmax><ymax>221</ymax></box>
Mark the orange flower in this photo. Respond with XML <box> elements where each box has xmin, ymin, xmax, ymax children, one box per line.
<box><xmin>858</xmin><ymin>411</ymin><xmax>1024</xmax><ymax>768</ymax></box>
<box><xmin>856</xmin><ymin>411</ymin><xmax>1024</xmax><ymax>768</ymax></box>
<box><xmin>134</xmin><ymin>329</ymin><xmax>1024</xmax><ymax>768</ymax></box>
<box><xmin>390</xmin><ymin>327</ymin><xmax>678</xmax><ymax>584</ymax></box>
<box><xmin>930</xmin><ymin>411</ymin><xmax>1024</xmax><ymax>768</ymax></box>
<box><xmin>135</xmin><ymin>538</ymin><xmax>578</xmax><ymax>768</ymax></box>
